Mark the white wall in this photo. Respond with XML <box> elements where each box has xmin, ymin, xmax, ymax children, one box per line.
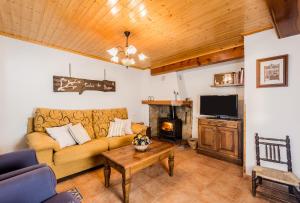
<box><xmin>141</xmin><ymin>60</ymin><xmax>244</xmax><ymax>137</ymax></box>
<box><xmin>0</xmin><ymin>36</ymin><xmax>145</xmax><ymax>152</ymax></box>
<box><xmin>245</xmin><ymin>29</ymin><xmax>300</xmax><ymax>177</ymax></box>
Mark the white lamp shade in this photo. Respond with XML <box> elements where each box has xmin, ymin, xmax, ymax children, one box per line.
<box><xmin>107</xmin><ymin>47</ymin><xmax>119</xmax><ymax>56</ymax></box>
<box><xmin>130</xmin><ymin>58</ymin><xmax>135</xmax><ymax>65</ymax></box>
<box><xmin>126</xmin><ymin>45</ymin><xmax>137</xmax><ymax>55</ymax></box>
<box><xmin>138</xmin><ymin>53</ymin><xmax>147</xmax><ymax>61</ymax></box>
<box><xmin>111</xmin><ymin>56</ymin><xmax>119</xmax><ymax>63</ymax></box>
<box><xmin>121</xmin><ymin>57</ymin><xmax>135</xmax><ymax>66</ymax></box>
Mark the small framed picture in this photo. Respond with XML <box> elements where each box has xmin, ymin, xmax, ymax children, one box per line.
<box><xmin>256</xmin><ymin>55</ymin><xmax>288</xmax><ymax>88</ymax></box>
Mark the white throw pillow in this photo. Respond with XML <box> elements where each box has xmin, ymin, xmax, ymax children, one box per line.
<box><xmin>115</xmin><ymin>118</ymin><xmax>133</xmax><ymax>134</ymax></box>
<box><xmin>68</xmin><ymin>123</ymin><xmax>91</xmax><ymax>144</ymax></box>
<box><xmin>46</xmin><ymin>124</ymin><xmax>76</xmax><ymax>148</ymax></box>
<box><xmin>108</xmin><ymin>121</ymin><xmax>125</xmax><ymax>137</ymax></box>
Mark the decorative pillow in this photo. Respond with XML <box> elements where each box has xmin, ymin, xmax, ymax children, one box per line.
<box><xmin>107</xmin><ymin>121</ymin><xmax>125</xmax><ymax>137</ymax></box>
<box><xmin>115</xmin><ymin>118</ymin><xmax>133</xmax><ymax>134</ymax></box>
<box><xmin>92</xmin><ymin>108</ymin><xmax>128</xmax><ymax>138</ymax></box>
<box><xmin>46</xmin><ymin>124</ymin><xmax>76</xmax><ymax>148</ymax></box>
<box><xmin>68</xmin><ymin>123</ymin><xmax>91</xmax><ymax>144</ymax></box>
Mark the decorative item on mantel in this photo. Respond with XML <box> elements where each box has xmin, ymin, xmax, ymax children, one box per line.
<box><xmin>53</xmin><ymin>65</ymin><xmax>115</xmax><ymax>94</ymax></box>
<box><xmin>147</xmin><ymin>96</ymin><xmax>155</xmax><ymax>101</ymax></box>
<box><xmin>211</xmin><ymin>68</ymin><xmax>244</xmax><ymax>87</ymax></box>
<box><xmin>173</xmin><ymin>91</ymin><xmax>179</xmax><ymax>101</ymax></box>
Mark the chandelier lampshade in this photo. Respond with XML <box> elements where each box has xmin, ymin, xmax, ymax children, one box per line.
<box><xmin>138</xmin><ymin>53</ymin><xmax>147</xmax><ymax>61</ymax></box>
<box><xmin>126</xmin><ymin>45</ymin><xmax>137</xmax><ymax>55</ymax></box>
<box><xmin>107</xmin><ymin>47</ymin><xmax>119</xmax><ymax>56</ymax></box>
<box><xmin>107</xmin><ymin>31</ymin><xmax>147</xmax><ymax>68</ymax></box>
<box><xmin>121</xmin><ymin>57</ymin><xmax>135</xmax><ymax>67</ymax></box>
<box><xmin>111</xmin><ymin>56</ymin><xmax>119</xmax><ymax>63</ymax></box>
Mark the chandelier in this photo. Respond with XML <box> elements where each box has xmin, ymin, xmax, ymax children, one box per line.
<box><xmin>107</xmin><ymin>31</ymin><xmax>147</xmax><ymax>68</ymax></box>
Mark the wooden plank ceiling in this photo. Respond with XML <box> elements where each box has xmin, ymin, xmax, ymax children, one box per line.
<box><xmin>0</xmin><ymin>0</ymin><xmax>272</xmax><ymax>69</ymax></box>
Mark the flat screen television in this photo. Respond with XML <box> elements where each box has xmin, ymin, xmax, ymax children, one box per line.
<box><xmin>200</xmin><ymin>95</ymin><xmax>238</xmax><ymax>117</ymax></box>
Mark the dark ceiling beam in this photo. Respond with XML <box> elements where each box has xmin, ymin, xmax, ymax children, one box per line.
<box><xmin>266</xmin><ymin>0</ymin><xmax>300</xmax><ymax>38</ymax></box>
<box><xmin>150</xmin><ymin>45</ymin><xmax>244</xmax><ymax>76</ymax></box>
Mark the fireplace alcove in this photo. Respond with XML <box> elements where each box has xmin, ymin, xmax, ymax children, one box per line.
<box><xmin>142</xmin><ymin>100</ymin><xmax>193</xmax><ymax>142</ymax></box>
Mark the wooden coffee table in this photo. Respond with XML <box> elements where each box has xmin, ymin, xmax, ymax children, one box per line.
<box><xmin>101</xmin><ymin>140</ymin><xmax>175</xmax><ymax>203</ymax></box>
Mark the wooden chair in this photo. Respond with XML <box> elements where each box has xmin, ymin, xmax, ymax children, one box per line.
<box><xmin>252</xmin><ymin>133</ymin><xmax>300</xmax><ymax>202</ymax></box>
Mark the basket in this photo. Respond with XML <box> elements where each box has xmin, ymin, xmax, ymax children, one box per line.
<box><xmin>187</xmin><ymin>138</ymin><xmax>198</xmax><ymax>150</ymax></box>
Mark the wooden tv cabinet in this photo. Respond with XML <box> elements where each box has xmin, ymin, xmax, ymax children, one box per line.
<box><xmin>197</xmin><ymin>118</ymin><xmax>243</xmax><ymax>165</ymax></box>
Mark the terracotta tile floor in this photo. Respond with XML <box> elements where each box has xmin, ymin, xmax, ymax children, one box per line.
<box><xmin>56</xmin><ymin>146</ymin><xmax>271</xmax><ymax>203</ymax></box>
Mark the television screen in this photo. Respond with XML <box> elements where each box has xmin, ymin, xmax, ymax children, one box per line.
<box><xmin>200</xmin><ymin>95</ymin><xmax>238</xmax><ymax>117</ymax></box>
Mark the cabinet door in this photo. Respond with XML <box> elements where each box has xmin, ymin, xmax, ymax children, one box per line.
<box><xmin>199</xmin><ymin>125</ymin><xmax>217</xmax><ymax>151</ymax></box>
<box><xmin>217</xmin><ymin>127</ymin><xmax>238</xmax><ymax>157</ymax></box>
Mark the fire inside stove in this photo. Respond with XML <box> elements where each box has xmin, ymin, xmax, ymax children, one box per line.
<box><xmin>161</xmin><ymin>122</ymin><xmax>174</xmax><ymax>132</ymax></box>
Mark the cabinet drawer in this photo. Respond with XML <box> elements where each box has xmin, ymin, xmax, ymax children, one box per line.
<box><xmin>199</xmin><ymin>119</ymin><xmax>238</xmax><ymax>128</ymax></box>
<box><xmin>199</xmin><ymin>119</ymin><xmax>218</xmax><ymax>126</ymax></box>
<box><xmin>217</xmin><ymin>121</ymin><xmax>238</xmax><ymax>128</ymax></box>
<box><xmin>199</xmin><ymin>119</ymin><xmax>209</xmax><ymax>125</ymax></box>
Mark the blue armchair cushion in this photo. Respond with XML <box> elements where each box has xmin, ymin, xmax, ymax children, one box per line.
<box><xmin>0</xmin><ymin>166</ymin><xmax>56</xmax><ymax>203</ymax></box>
<box><xmin>0</xmin><ymin>164</ymin><xmax>46</xmax><ymax>181</ymax></box>
<box><xmin>0</xmin><ymin>149</ymin><xmax>38</xmax><ymax>174</ymax></box>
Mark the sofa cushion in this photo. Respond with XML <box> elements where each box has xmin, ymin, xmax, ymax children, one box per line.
<box><xmin>99</xmin><ymin>134</ymin><xmax>135</xmax><ymax>150</ymax></box>
<box><xmin>93</xmin><ymin>108</ymin><xmax>128</xmax><ymax>138</ymax></box>
<box><xmin>34</xmin><ymin>108</ymin><xmax>95</xmax><ymax>139</ymax></box>
<box><xmin>54</xmin><ymin>139</ymin><xmax>108</xmax><ymax>165</ymax></box>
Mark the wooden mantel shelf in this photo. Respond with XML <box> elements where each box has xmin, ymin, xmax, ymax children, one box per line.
<box><xmin>142</xmin><ymin>100</ymin><xmax>192</xmax><ymax>107</ymax></box>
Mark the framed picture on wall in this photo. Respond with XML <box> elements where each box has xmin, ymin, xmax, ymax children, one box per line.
<box><xmin>256</xmin><ymin>55</ymin><xmax>288</xmax><ymax>88</ymax></box>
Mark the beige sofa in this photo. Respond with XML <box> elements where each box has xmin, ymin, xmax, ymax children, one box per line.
<box><xmin>26</xmin><ymin>107</ymin><xmax>148</xmax><ymax>179</ymax></box>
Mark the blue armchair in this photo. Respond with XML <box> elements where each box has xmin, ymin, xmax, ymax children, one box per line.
<box><xmin>0</xmin><ymin>149</ymin><xmax>80</xmax><ymax>203</ymax></box>
<box><xmin>0</xmin><ymin>149</ymin><xmax>46</xmax><ymax>181</ymax></box>
<box><xmin>0</xmin><ymin>166</ymin><xmax>80</xmax><ymax>203</ymax></box>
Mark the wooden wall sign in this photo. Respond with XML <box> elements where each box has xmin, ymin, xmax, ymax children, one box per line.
<box><xmin>53</xmin><ymin>76</ymin><xmax>116</xmax><ymax>94</ymax></box>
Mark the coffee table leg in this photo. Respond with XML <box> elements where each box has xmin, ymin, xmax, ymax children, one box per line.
<box><xmin>168</xmin><ymin>151</ymin><xmax>174</xmax><ymax>177</ymax></box>
<box><xmin>104</xmin><ymin>161</ymin><xmax>111</xmax><ymax>188</ymax></box>
<box><xmin>122</xmin><ymin>170</ymin><xmax>131</xmax><ymax>203</ymax></box>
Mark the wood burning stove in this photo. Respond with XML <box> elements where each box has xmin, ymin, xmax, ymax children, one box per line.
<box><xmin>158</xmin><ymin>106</ymin><xmax>182</xmax><ymax>141</ymax></box>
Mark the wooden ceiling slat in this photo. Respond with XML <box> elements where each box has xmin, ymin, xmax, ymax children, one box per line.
<box><xmin>61</xmin><ymin>0</ymin><xmax>99</xmax><ymax>48</ymax></box>
<box><xmin>46</xmin><ymin>0</ymin><xmax>72</xmax><ymax>44</ymax></box>
<box><xmin>33</xmin><ymin>0</ymin><xmax>49</xmax><ymax>42</ymax></box>
<box><xmin>66</xmin><ymin>0</ymin><xmax>109</xmax><ymax>49</ymax></box>
<box><xmin>53</xmin><ymin>0</ymin><xmax>90</xmax><ymax>46</ymax></box>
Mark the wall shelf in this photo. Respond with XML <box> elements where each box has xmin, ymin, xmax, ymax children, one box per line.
<box><xmin>211</xmin><ymin>84</ymin><xmax>244</xmax><ymax>88</ymax></box>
